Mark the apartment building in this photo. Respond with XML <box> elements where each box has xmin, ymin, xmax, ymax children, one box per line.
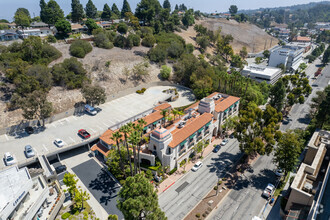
<box><xmin>285</xmin><ymin>130</ymin><xmax>330</xmax><ymax>219</ymax></box>
<box><xmin>241</xmin><ymin>65</ymin><xmax>282</xmax><ymax>85</ymax></box>
<box><xmin>91</xmin><ymin>92</ymin><xmax>240</xmax><ymax>170</ymax></box>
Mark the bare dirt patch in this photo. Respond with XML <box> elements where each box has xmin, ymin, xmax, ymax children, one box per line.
<box><xmin>177</xmin><ymin>18</ymin><xmax>279</xmax><ymax>54</ymax></box>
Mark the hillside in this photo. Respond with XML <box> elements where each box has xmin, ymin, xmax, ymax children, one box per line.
<box><xmin>176</xmin><ymin>18</ymin><xmax>278</xmax><ymax>54</ymax></box>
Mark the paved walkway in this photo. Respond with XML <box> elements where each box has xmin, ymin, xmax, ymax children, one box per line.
<box><xmin>158</xmin><ymin>138</ymin><xmax>225</xmax><ymax>194</ymax></box>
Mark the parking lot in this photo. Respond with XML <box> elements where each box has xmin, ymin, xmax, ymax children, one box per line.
<box><xmin>0</xmin><ymin>86</ymin><xmax>195</xmax><ymax>169</ymax></box>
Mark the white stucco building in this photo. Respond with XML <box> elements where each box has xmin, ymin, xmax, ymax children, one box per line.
<box><xmin>268</xmin><ymin>46</ymin><xmax>304</xmax><ymax>72</ymax></box>
<box><xmin>242</xmin><ymin>65</ymin><xmax>282</xmax><ymax>85</ymax></box>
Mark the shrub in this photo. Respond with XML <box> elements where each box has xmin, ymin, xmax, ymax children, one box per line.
<box><xmin>142</xmin><ymin>35</ymin><xmax>156</xmax><ymax>47</ymax></box>
<box><xmin>140</xmin><ymin>27</ymin><xmax>153</xmax><ymax>38</ymax></box>
<box><xmin>94</xmin><ymin>33</ymin><xmax>114</xmax><ymax>49</ymax></box>
<box><xmin>119</xmin><ymin>179</ymin><xmax>126</xmax><ymax>185</ymax></box>
<box><xmin>218</xmin><ymin>180</ymin><xmax>222</xmax><ymax>185</ymax></box>
<box><xmin>169</xmin><ymin>167</ymin><xmax>177</xmax><ymax>175</ymax></box>
<box><xmin>148</xmin><ymin>44</ymin><xmax>167</xmax><ymax>63</ymax></box>
<box><xmin>195</xmin><ymin>213</ymin><xmax>200</xmax><ymax>218</ymax></box>
<box><xmin>47</xmin><ymin>35</ymin><xmax>57</xmax><ymax>43</ymax></box>
<box><xmin>202</xmin><ymin>213</ymin><xmax>207</xmax><ymax>217</ymax></box>
<box><xmin>213</xmin><ymin>186</ymin><xmax>218</xmax><ymax>190</ymax></box>
<box><xmin>105</xmin><ymin>61</ymin><xmax>111</xmax><ymax>67</ymax></box>
<box><xmin>117</xmin><ymin>22</ymin><xmax>128</xmax><ymax>34</ymax></box>
<box><xmin>114</xmin><ymin>35</ymin><xmax>127</xmax><ymax>48</ymax></box>
<box><xmin>127</xmin><ymin>34</ymin><xmax>141</xmax><ymax>46</ymax></box>
<box><xmin>69</xmin><ymin>40</ymin><xmax>92</xmax><ymax>58</ymax></box>
<box><xmin>186</xmin><ymin>43</ymin><xmax>194</xmax><ymax>53</ymax></box>
<box><xmin>141</xmin><ymin>88</ymin><xmax>146</xmax><ymax>92</ymax></box>
<box><xmin>160</xmin><ymin>65</ymin><xmax>171</xmax><ymax>80</ymax></box>
<box><xmin>61</xmin><ymin>212</ymin><xmax>71</xmax><ymax>219</ymax></box>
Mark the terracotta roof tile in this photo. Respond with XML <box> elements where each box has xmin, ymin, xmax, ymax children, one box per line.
<box><xmin>71</xmin><ymin>24</ymin><xmax>83</xmax><ymax>30</ymax></box>
<box><xmin>169</xmin><ymin>113</ymin><xmax>213</xmax><ymax>148</ymax></box>
<box><xmin>91</xmin><ymin>143</ymin><xmax>110</xmax><ymax>157</ymax></box>
<box><xmin>184</xmin><ymin>101</ymin><xmax>200</xmax><ymax>112</ymax></box>
<box><xmin>294</xmin><ymin>36</ymin><xmax>311</xmax><ymax>42</ymax></box>
<box><xmin>215</xmin><ymin>96</ymin><xmax>240</xmax><ymax>112</ymax></box>
<box><xmin>153</xmin><ymin>103</ymin><xmax>171</xmax><ymax>111</ymax></box>
<box><xmin>144</xmin><ymin>111</ymin><xmax>164</xmax><ymax>126</ymax></box>
<box><xmin>99</xmin><ymin>129</ymin><xmax>117</xmax><ymax>145</ymax></box>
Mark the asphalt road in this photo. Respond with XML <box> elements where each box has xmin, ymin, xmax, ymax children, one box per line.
<box><xmin>208</xmin><ymin>59</ymin><xmax>330</xmax><ymax>220</ymax></box>
<box><xmin>158</xmin><ymin>138</ymin><xmax>242</xmax><ymax>220</ymax></box>
<box><xmin>72</xmin><ymin>159</ymin><xmax>124</xmax><ymax>219</ymax></box>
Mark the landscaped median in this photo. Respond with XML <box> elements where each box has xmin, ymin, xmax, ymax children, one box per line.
<box><xmin>184</xmin><ymin>154</ymin><xmax>259</xmax><ymax>220</ymax></box>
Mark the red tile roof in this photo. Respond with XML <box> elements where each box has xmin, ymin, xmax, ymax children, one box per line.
<box><xmin>91</xmin><ymin>143</ymin><xmax>110</xmax><ymax>157</ymax></box>
<box><xmin>153</xmin><ymin>103</ymin><xmax>171</xmax><ymax>111</ymax></box>
<box><xmin>169</xmin><ymin>113</ymin><xmax>213</xmax><ymax>148</ymax></box>
<box><xmin>294</xmin><ymin>36</ymin><xmax>311</xmax><ymax>42</ymax></box>
<box><xmin>215</xmin><ymin>96</ymin><xmax>240</xmax><ymax>112</ymax></box>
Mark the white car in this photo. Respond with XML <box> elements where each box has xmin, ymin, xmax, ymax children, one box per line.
<box><xmin>262</xmin><ymin>183</ymin><xmax>275</xmax><ymax>198</ymax></box>
<box><xmin>24</xmin><ymin>145</ymin><xmax>35</xmax><ymax>158</ymax></box>
<box><xmin>191</xmin><ymin>161</ymin><xmax>203</xmax><ymax>171</ymax></box>
<box><xmin>54</xmin><ymin>139</ymin><xmax>65</xmax><ymax>148</ymax></box>
<box><xmin>275</xmin><ymin>169</ymin><xmax>284</xmax><ymax>177</ymax></box>
<box><xmin>4</xmin><ymin>152</ymin><xmax>16</xmax><ymax>166</ymax></box>
<box><xmin>221</xmin><ymin>139</ymin><xmax>229</xmax><ymax>146</ymax></box>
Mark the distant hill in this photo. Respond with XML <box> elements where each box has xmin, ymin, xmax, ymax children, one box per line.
<box><xmin>238</xmin><ymin>1</ymin><xmax>330</xmax><ymax>14</ymax></box>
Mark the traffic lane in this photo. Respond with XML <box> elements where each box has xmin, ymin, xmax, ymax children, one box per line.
<box><xmin>210</xmin><ymin>154</ymin><xmax>277</xmax><ymax>220</ymax></box>
<box><xmin>159</xmin><ymin>139</ymin><xmax>242</xmax><ymax>220</ymax></box>
<box><xmin>71</xmin><ymin>159</ymin><xmax>124</xmax><ymax>219</ymax></box>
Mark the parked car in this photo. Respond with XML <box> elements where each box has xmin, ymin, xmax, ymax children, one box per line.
<box><xmin>25</xmin><ymin>126</ymin><xmax>34</xmax><ymax>134</ymax></box>
<box><xmin>221</xmin><ymin>139</ymin><xmax>229</xmax><ymax>146</ymax></box>
<box><xmin>78</xmin><ymin>129</ymin><xmax>91</xmax><ymax>139</ymax></box>
<box><xmin>191</xmin><ymin>161</ymin><xmax>203</xmax><ymax>171</ymax></box>
<box><xmin>24</xmin><ymin>145</ymin><xmax>35</xmax><ymax>158</ymax></box>
<box><xmin>54</xmin><ymin>139</ymin><xmax>65</xmax><ymax>147</ymax></box>
<box><xmin>55</xmin><ymin>164</ymin><xmax>67</xmax><ymax>174</ymax></box>
<box><xmin>4</xmin><ymin>152</ymin><xmax>16</xmax><ymax>166</ymax></box>
<box><xmin>275</xmin><ymin>169</ymin><xmax>284</xmax><ymax>177</ymax></box>
<box><xmin>84</xmin><ymin>104</ymin><xmax>97</xmax><ymax>115</ymax></box>
<box><xmin>213</xmin><ymin>145</ymin><xmax>221</xmax><ymax>153</ymax></box>
<box><xmin>154</xmin><ymin>174</ymin><xmax>162</xmax><ymax>182</ymax></box>
<box><xmin>262</xmin><ymin>183</ymin><xmax>275</xmax><ymax>198</ymax></box>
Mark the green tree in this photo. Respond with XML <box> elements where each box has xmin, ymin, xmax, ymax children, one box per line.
<box><xmin>135</xmin><ymin>0</ymin><xmax>162</xmax><ymax>25</ymax></box>
<box><xmin>111</xmin><ymin>131</ymin><xmax>124</xmax><ymax>171</ymax></box>
<box><xmin>43</xmin><ymin>0</ymin><xmax>64</xmax><ymax>25</ymax></box>
<box><xmin>128</xmin><ymin>129</ymin><xmax>141</xmax><ymax>175</ymax></box>
<box><xmin>108</xmin><ymin>214</ymin><xmax>118</xmax><ymax>220</ymax></box>
<box><xmin>14</xmin><ymin>8</ymin><xmax>31</xmax><ymax>27</ymax></box>
<box><xmin>117</xmin><ymin>173</ymin><xmax>167</xmax><ymax>220</ymax></box>
<box><xmin>40</xmin><ymin>0</ymin><xmax>48</xmax><ymax>23</ymax></box>
<box><xmin>273</xmin><ymin>130</ymin><xmax>303</xmax><ymax>176</ymax></box>
<box><xmin>163</xmin><ymin>0</ymin><xmax>171</xmax><ymax>9</ymax></box>
<box><xmin>160</xmin><ymin>65</ymin><xmax>171</xmax><ymax>80</ymax></box>
<box><xmin>21</xmin><ymin>90</ymin><xmax>53</xmax><ymax>127</ymax></box>
<box><xmin>71</xmin><ymin>0</ymin><xmax>85</xmax><ymax>23</ymax></box>
<box><xmin>85</xmin><ymin>0</ymin><xmax>97</xmax><ymax>19</ymax></box>
<box><xmin>322</xmin><ymin>45</ymin><xmax>330</xmax><ymax>65</ymax></box>
<box><xmin>263</xmin><ymin>50</ymin><xmax>270</xmax><ymax>59</ymax></box>
<box><xmin>255</xmin><ymin>57</ymin><xmax>262</xmax><ymax>64</ymax></box>
<box><xmin>121</xmin><ymin>0</ymin><xmax>132</xmax><ymax>18</ymax></box>
<box><xmin>101</xmin><ymin>4</ymin><xmax>112</xmax><ymax>21</ymax></box>
<box><xmin>63</xmin><ymin>172</ymin><xmax>78</xmax><ymax>197</ymax></box>
<box><xmin>55</xmin><ymin>19</ymin><xmax>72</xmax><ymax>37</ymax></box>
<box><xmin>127</xmin><ymin>34</ymin><xmax>141</xmax><ymax>46</ymax></box>
<box><xmin>117</xmin><ymin>23</ymin><xmax>128</xmax><ymax>34</ymax></box>
<box><xmin>94</xmin><ymin>33</ymin><xmax>114</xmax><ymax>49</ymax></box>
<box><xmin>196</xmin><ymin>36</ymin><xmax>210</xmax><ymax>53</ymax></box>
<box><xmin>119</xmin><ymin>124</ymin><xmax>134</xmax><ymax>176</ymax></box>
<box><xmin>141</xmin><ymin>34</ymin><xmax>156</xmax><ymax>47</ymax></box>
<box><xmin>85</xmin><ymin>18</ymin><xmax>99</xmax><ymax>33</ymax></box>
<box><xmin>112</xmin><ymin>3</ymin><xmax>121</xmax><ymax>18</ymax></box>
<box><xmin>229</xmin><ymin>5</ymin><xmax>238</xmax><ymax>16</ymax></box>
<box><xmin>70</xmin><ymin>40</ymin><xmax>92</xmax><ymax>58</ymax></box>
<box><xmin>239</xmin><ymin>46</ymin><xmax>248</xmax><ymax>59</ymax></box>
<box><xmin>182</xmin><ymin>9</ymin><xmax>195</xmax><ymax>27</ymax></box>
<box><xmin>26</xmin><ymin>64</ymin><xmax>52</xmax><ymax>90</ymax></box>
<box><xmin>81</xmin><ymin>85</ymin><xmax>106</xmax><ymax>106</ymax></box>
<box><xmin>269</xmin><ymin>79</ymin><xmax>286</xmax><ymax>112</ymax></box>
<box><xmin>73</xmin><ymin>187</ymin><xmax>90</xmax><ymax>210</ymax></box>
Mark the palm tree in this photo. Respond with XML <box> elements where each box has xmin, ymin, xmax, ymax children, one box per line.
<box><xmin>111</xmin><ymin>131</ymin><xmax>124</xmax><ymax>172</ymax></box>
<box><xmin>161</xmin><ymin>109</ymin><xmax>168</xmax><ymax>127</ymax></box>
<box><xmin>128</xmin><ymin>130</ymin><xmax>141</xmax><ymax>175</ymax></box>
<box><xmin>178</xmin><ymin>110</ymin><xmax>184</xmax><ymax>119</ymax></box>
<box><xmin>172</xmin><ymin>109</ymin><xmax>179</xmax><ymax>121</ymax></box>
<box><xmin>137</xmin><ymin>118</ymin><xmax>147</xmax><ymax>173</ymax></box>
<box><xmin>119</xmin><ymin>124</ymin><xmax>133</xmax><ymax>176</ymax></box>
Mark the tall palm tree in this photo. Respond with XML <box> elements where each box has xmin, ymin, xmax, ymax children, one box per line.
<box><xmin>137</xmin><ymin>118</ymin><xmax>147</xmax><ymax>173</ymax></box>
<box><xmin>161</xmin><ymin>109</ymin><xmax>168</xmax><ymax>127</ymax></box>
<box><xmin>172</xmin><ymin>109</ymin><xmax>179</xmax><ymax>121</ymax></box>
<box><xmin>128</xmin><ymin>130</ymin><xmax>141</xmax><ymax>175</ymax></box>
<box><xmin>111</xmin><ymin>131</ymin><xmax>124</xmax><ymax>172</ymax></box>
<box><xmin>119</xmin><ymin>124</ymin><xmax>133</xmax><ymax>176</ymax></box>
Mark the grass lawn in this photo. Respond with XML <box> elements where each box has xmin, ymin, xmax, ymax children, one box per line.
<box><xmin>274</xmin><ymin>172</ymin><xmax>290</xmax><ymax>198</ymax></box>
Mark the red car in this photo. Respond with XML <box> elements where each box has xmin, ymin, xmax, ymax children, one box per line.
<box><xmin>78</xmin><ymin>129</ymin><xmax>91</xmax><ymax>139</ymax></box>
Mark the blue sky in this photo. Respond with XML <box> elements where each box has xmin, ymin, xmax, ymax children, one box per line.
<box><xmin>1</xmin><ymin>0</ymin><xmax>327</xmax><ymax>21</ymax></box>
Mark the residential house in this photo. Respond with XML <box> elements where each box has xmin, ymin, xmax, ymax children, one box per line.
<box><xmin>71</xmin><ymin>24</ymin><xmax>87</xmax><ymax>34</ymax></box>
<box><xmin>285</xmin><ymin>130</ymin><xmax>330</xmax><ymax>220</ymax></box>
<box><xmin>18</xmin><ymin>27</ymin><xmax>53</xmax><ymax>38</ymax></box>
<box><xmin>30</xmin><ymin>21</ymin><xmax>49</xmax><ymax>28</ymax></box>
<box><xmin>0</xmin><ymin>30</ymin><xmax>19</xmax><ymax>41</ymax></box>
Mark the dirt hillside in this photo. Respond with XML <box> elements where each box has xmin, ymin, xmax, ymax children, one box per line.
<box><xmin>177</xmin><ymin>18</ymin><xmax>279</xmax><ymax>54</ymax></box>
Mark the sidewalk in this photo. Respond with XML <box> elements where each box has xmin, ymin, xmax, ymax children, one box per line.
<box><xmin>157</xmin><ymin>138</ymin><xmax>224</xmax><ymax>194</ymax></box>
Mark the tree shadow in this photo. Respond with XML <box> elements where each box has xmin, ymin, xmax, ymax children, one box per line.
<box><xmin>73</xmin><ymin>102</ymin><xmax>85</xmax><ymax>117</ymax></box>
<box><xmin>133</xmin><ymin>50</ymin><xmax>147</xmax><ymax>57</ymax></box>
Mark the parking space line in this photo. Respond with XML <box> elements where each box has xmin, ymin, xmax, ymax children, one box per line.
<box><xmin>4</xmin><ymin>134</ymin><xmax>9</xmax><ymax>141</ymax></box>
<box><xmin>52</xmin><ymin>123</ymin><xmax>57</xmax><ymax>128</ymax></box>
<box><xmin>42</xmin><ymin>144</ymin><xmax>48</xmax><ymax>152</ymax></box>
<box><xmin>97</xmin><ymin>125</ymin><xmax>103</xmax><ymax>130</ymax></box>
<box><xmin>90</xmin><ymin>128</ymin><xmax>96</xmax><ymax>133</ymax></box>
<box><xmin>102</xmin><ymin>122</ymin><xmax>109</xmax><ymax>127</ymax></box>
<box><xmin>69</xmin><ymin>137</ymin><xmax>76</xmax><ymax>143</ymax></box>
<box><xmin>72</xmin><ymin>116</ymin><xmax>78</xmax><ymax>121</ymax></box>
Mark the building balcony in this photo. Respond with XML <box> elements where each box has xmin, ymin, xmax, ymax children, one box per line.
<box><xmin>179</xmin><ymin>149</ymin><xmax>186</xmax><ymax>157</ymax></box>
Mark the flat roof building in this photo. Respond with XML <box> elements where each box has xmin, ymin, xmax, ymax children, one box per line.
<box><xmin>241</xmin><ymin>65</ymin><xmax>282</xmax><ymax>85</ymax></box>
<box><xmin>269</xmin><ymin>46</ymin><xmax>304</xmax><ymax>72</ymax></box>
